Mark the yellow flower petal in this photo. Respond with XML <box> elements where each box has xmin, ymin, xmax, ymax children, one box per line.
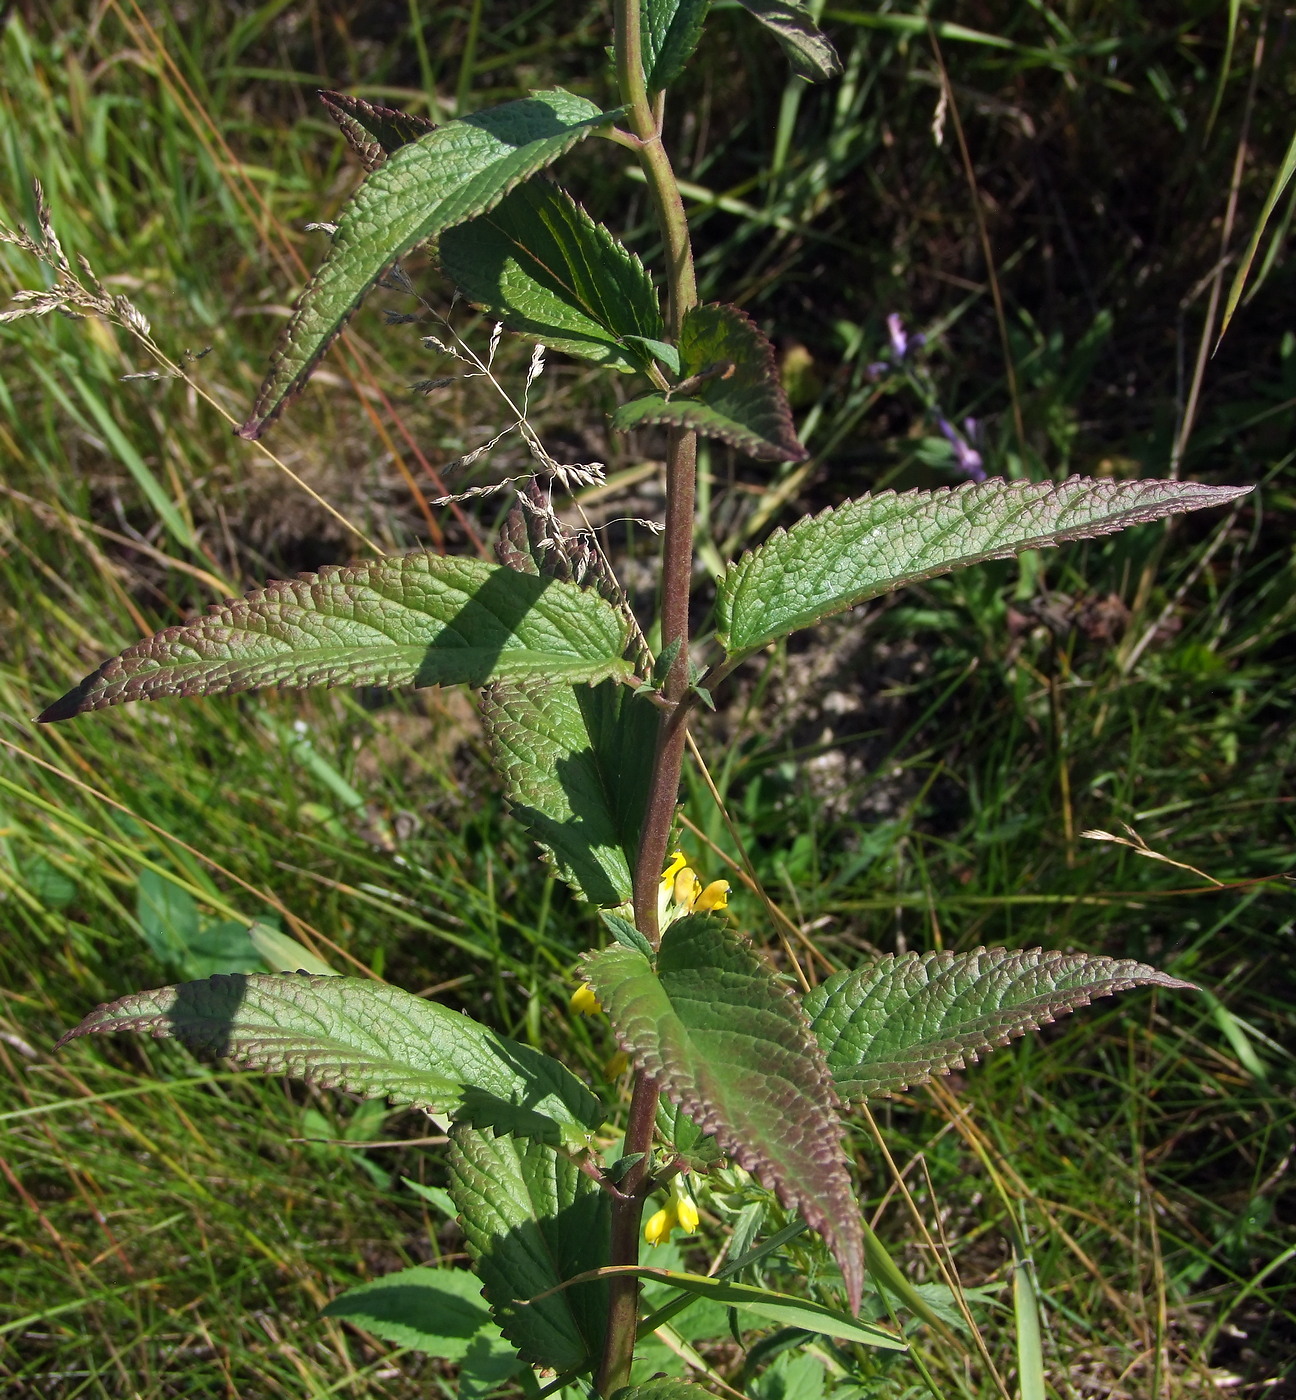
<box><xmin>692</xmin><ymin>879</ymin><xmax>730</xmax><ymax>913</ymax></box>
<box><xmin>644</xmin><ymin>1206</ymin><xmax>675</xmax><ymax>1245</ymax></box>
<box><xmin>675</xmin><ymin>1195</ymin><xmax>700</xmax><ymax>1234</ymax></box>
<box><xmin>569</xmin><ymin>984</ymin><xmax>602</xmax><ymax>1016</ymax></box>
<box><xmin>660</xmin><ymin>851</ymin><xmax>688</xmax><ymax>890</ymax></box>
<box><xmin>672</xmin><ymin>867</ymin><xmax>702</xmax><ymax>909</ymax></box>
<box><xmin>604</xmin><ymin>1051</ymin><xmax>630</xmax><ymax>1079</ymax></box>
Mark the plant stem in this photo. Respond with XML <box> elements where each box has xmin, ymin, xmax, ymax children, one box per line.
<box><xmin>600</xmin><ymin>1</ymin><xmax>701</xmax><ymax>1395</ymax></box>
<box><xmin>596</xmin><ymin>1071</ymin><xmax>659</xmax><ymax>1397</ymax></box>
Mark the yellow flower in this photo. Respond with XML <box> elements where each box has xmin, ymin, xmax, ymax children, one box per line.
<box><xmin>660</xmin><ymin>851</ymin><xmax>688</xmax><ymax>890</ymax></box>
<box><xmin>672</xmin><ymin>865</ymin><xmax>703</xmax><ymax>909</ymax></box>
<box><xmin>660</xmin><ymin>851</ymin><xmax>732</xmax><ymax>925</ymax></box>
<box><xmin>692</xmin><ymin>879</ymin><xmax>730</xmax><ymax>913</ymax></box>
<box><xmin>644</xmin><ymin>1206</ymin><xmax>674</xmax><ymax>1245</ymax></box>
<box><xmin>569</xmin><ymin>984</ymin><xmax>602</xmax><ymax>1016</ymax></box>
<box><xmin>675</xmin><ymin>1192</ymin><xmax>700</xmax><ymax>1234</ymax></box>
<box><xmin>604</xmin><ymin>1050</ymin><xmax>630</xmax><ymax>1080</ymax></box>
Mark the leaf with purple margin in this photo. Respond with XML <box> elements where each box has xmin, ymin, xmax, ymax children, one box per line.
<box><xmin>56</xmin><ymin>973</ymin><xmax>603</xmax><ymax>1149</ymax></box>
<box><xmin>319</xmin><ymin>91</ymin><xmax>437</xmax><ymax>173</ymax></box>
<box><xmin>611</xmin><ymin>303</ymin><xmax>808</xmax><ymax>462</ymax></box>
<box><xmin>717</xmin><ymin>477</ymin><xmax>1251</xmax><ymax>655</ymax></box>
<box><xmin>238</xmin><ymin>90</ymin><xmax>608</xmax><ymax>437</ymax></box>
<box><xmin>734</xmin><ymin>0</ymin><xmax>842</xmax><ymax>81</ymax></box>
<box><xmin>804</xmin><ymin>947</ymin><xmax>1197</xmax><ymax>1103</ymax></box>
<box><xmin>39</xmin><ymin>551</ymin><xmax>630</xmax><ymax>721</ymax></box>
<box><xmin>582</xmin><ymin>915</ymin><xmax>865</xmax><ymax>1314</ymax></box>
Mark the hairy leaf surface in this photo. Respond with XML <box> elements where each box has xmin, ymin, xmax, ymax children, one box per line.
<box><xmin>321</xmin><ymin>1266</ymin><xmax>519</xmax><ymax>1380</ymax></box>
<box><xmin>39</xmin><ymin>552</ymin><xmax>630</xmax><ymax>721</ymax></box>
<box><xmin>482</xmin><ymin>676</ymin><xmax>657</xmax><ymax>906</ymax></box>
<box><xmin>320</xmin><ymin>89</ymin><xmax>658</xmax><ymax>370</ymax></box>
<box><xmin>583</xmin><ymin>916</ymin><xmax>865</xmax><ymax>1313</ymax></box>
<box><xmin>58</xmin><ymin>974</ymin><xmax>604</xmax><ymax>1149</ymax></box>
<box><xmin>319</xmin><ymin>91</ymin><xmax>436</xmax><ymax>173</ymax></box>
<box><xmin>611</xmin><ymin>303</ymin><xmax>808</xmax><ymax>461</ymax></box>
<box><xmin>734</xmin><ymin>0</ymin><xmax>842</xmax><ymax>81</ymax></box>
<box><xmin>238</xmin><ymin>90</ymin><xmax>608</xmax><ymax>436</ymax></box>
<box><xmin>448</xmin><ymin>1124</ymin><xmax>609</xmax><ymax>1369</ymax></box>
<box><xmin>717</xmin><ymin>477</ymin><xmax>1252</xmax><ymax>655</ymax></box>
<box><xmin>440</xmin><ymin>179</ymin><xmax>662</xmax><ymax>372</ymax></box>
<box><xmin>642</xmin><ymin>0</ymin><xmax>710</xmax><ymax>92</ymax></box>
<box><xmin>804</xmin><ymin>947</ymin><xmax>1197</xmax><ymax>1102</ymax></box>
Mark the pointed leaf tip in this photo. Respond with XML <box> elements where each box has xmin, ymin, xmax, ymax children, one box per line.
<box><xmin>612</xmin><ymin>303</ymin><xmax>808</xmax><ymax>462</ymax></box>
<box><xmin>805</xmin><ymin>946</ymin><xmax>1198</xmax><ymax>1103</ymax></box>
<box><xmin>583</xmin><ymin>916</ymin><xmax>865</xmax><ymax>1314</ymax></box>
<box><xmin>242</xmin><ymin>89</ymin><xmax>607</xmax><ymax>433</ymax></box>
<box><xmin>718</xmin><ymin>476</ymin><xmax>1252</xmax><ymax>654</ymax></box>
<box><xmin>58</xmin><ymin>972</ymin><xmax>603</xmax><ymax>1147</ymax></box>
<box><xmin>38</xmin><ymin>550</ymin><xmax>630</xmax><ymax>720</ymax></box>
<box><xmin>318</xmin><ymin>90</ymin><xmax>437</xmax><ymax>174</ymax></box>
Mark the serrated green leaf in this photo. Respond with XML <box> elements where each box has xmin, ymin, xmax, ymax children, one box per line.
<box><xmin>804</xmin><ymin>947</ymin><xmax>1197</xmax><ymax>1103</ymax></box>
<box><xmin>321</xmin><ymin>86</ymin><xmax>661</xmax><ymax>375</ymax></box>
<box><xmin>440</xmin><ymin>179</ymin><xmax>663</xmax><ymax>373</ymax></box>
<box><xmin>238</xmin><ymin>90</ymin><xmax>609</xmax><ymax>436</ymax></box>
<box><xmin>448</xmin><ymin>1124</ymin><xmax>609</xmax><ymax>1370</ymax></box>
<box><xmin>656</xmin><ymin>1099</ymin><xmax>723</xmax><ymax>1170</ymax></box>
<box><xmin>57</xmin><ymin>973</ymin><xmax>604</xmax><ymax>1149</ymax></box>
<box><xmin>319</xmin><ymin>91</ymin><xmax>437</xmax><ymax>173</ymax></box>
<box><xmin>321</xmin><ymin>1266</ymin><xmax>520</xmax><ymax>1377</ymax></box>
<box><xmin>734</xmin><ymin>0</ymin><xmax>842</xmax><ymax>81</ymax></box>
<box><xmin>578</xmin><ymin>1268</ymin><xmax>902</xmax><ymax>1349</ymax></box>
<box><xmin>717</xmin><ymin>476</ymin><xmax>1252</xmax><ymax>655</ymax></box>
<box><xmin>39</xmin><ymin>551</ymin><xmax>631</xmax><ymax>721</ymax></box>
<box><xmin>612</xmin><ymin>304</ymin><xmax>808</xmax><ymax>462</ymax></box>
<box><xmin>582</xmin><ymin>916</ymin><xmax>865</xmax><ymax>1314</ymax></box>
<box><xmin>482</xmin><ymin>676</ymin><xmax>656</xmax><ymax>906</ymax></box>
<box><xmin>602</xmin><ymin>911</ymin><xmax>655</xmax><ymax>960</ymax></box>
<box><xmin>642</xmin><ymin>0</ymin><xmax>710</xmax><ymax>92</ymax></box>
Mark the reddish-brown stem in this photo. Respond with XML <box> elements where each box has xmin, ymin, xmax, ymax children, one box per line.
<box><xmin>599</xmin><ymin>0</ymin><xmax>700</xmax><ymax>1392</ymax></box>
<box><xmin>595</xmin><ymin>1072</ymin><xmax>660</xmax><ymax>1397</ymax></box>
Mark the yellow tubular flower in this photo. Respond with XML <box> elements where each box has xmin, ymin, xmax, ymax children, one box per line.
<box><xmin>569</xmin><ymin>984</ymin><xmax>601</xmax><ymax>1016</ymax></box>
<box><xmin>692</xmin><ymin>879</ymin><xmax>730</xmax><ymax>913</ymax></box>
<box><xmin>672</xmin><ymin>866</ymin><xmax>702</xmax><ymax>909</ymax></box>
<box><xmin>604</xmin><ymin>1050</ymin><xmax>630</xmax><ymax>1080</ymax></box>
<box><xmin>660</xmin><ymin>851</ymin><xmax>688</xmax><ymax>890</ymax></box>
<box><xmin>644</xmin><ymin>1205</ymin><xmax>675</xmax><ymax>1245</ymax></box>
<box><xmin>675</xmin><ymin>1193</ymin><xmax>700</xmax><ymax>1234</ymax></box>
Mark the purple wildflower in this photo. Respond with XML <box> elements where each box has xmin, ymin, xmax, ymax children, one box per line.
<box><xmin>937</xmin><ymin>416</ymin><xmax>986</xmax><ymax>481</ymax></box>
<box><xmin>886</xmin><ymin>312</ymin><xmax>908</xmax><ymax>360</ymax></box>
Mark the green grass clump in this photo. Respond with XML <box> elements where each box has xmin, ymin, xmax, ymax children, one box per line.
<box><xmin>2</xmin><ymin>1</ymin><xmax>1294</xmax><ymax>1395</ymax></box>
